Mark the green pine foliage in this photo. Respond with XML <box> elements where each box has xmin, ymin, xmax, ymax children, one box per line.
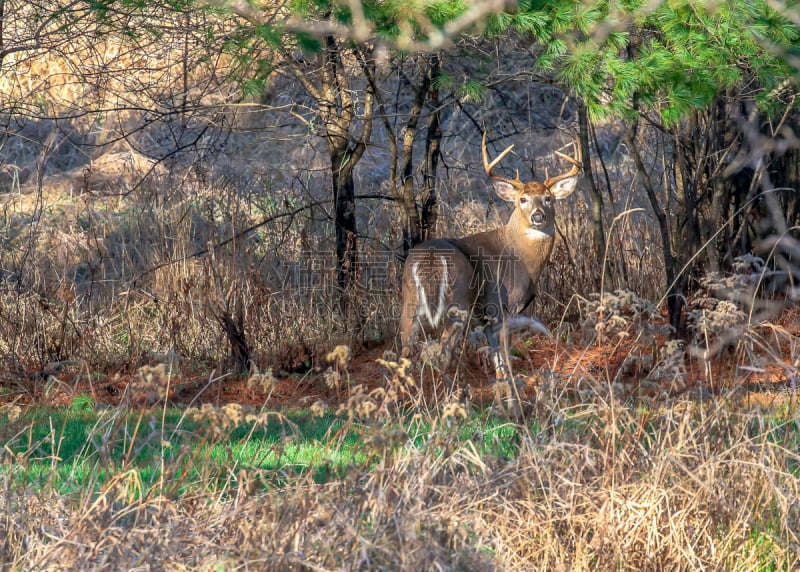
<box><xmin>208</xmin><ymin>0</ymin><xmax>799</xmax><ymax>129</ymax></box>
<box><xmin>489</xmin><ymin>0</ymin><xmax>799</xmax><ymax>124</ymax></box>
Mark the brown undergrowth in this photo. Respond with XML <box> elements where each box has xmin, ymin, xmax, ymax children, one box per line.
<box><xmin>3</xmin><ymin>300</ymin><xmax>796</xmax><ymax>412</ymax></box>
<box><xmin>2</xmin><ymin>289</ymin><xmax>799</xmax><ymax>570</ymax></box>
<box><xmin>2</xmin><ymin>336</ymin><xmax>799</xmax><ymax>570</ymax></box>
<box><xmin>0</xmin><ymin>13</ymin><xmax>798</xmax><ymax>568</ymax></box>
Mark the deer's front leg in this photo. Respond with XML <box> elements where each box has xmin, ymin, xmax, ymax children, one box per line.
<box><xmin>487</xmin><ymin>314</ymin><xmax>551</xmax><ymax>381</ymax></box>
<box><xmin>485</xmin><ymin>325</ymin><xmax>521</xmax><ymax>419</ymax></box>
<box><xmin>499</xmin><ymin>315</ymin><xmax>550</xmax><ymax>346</ymax></box>
<box><xmin>485</xmin><ymin>325</ymin><xmax>512</xmax><ymax>382</ymax></box>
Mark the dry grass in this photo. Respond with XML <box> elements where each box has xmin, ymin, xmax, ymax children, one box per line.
<box><xmin>1</xmin><ymin>175</ymin><xmax>798</xmax><ymax>570</ymax></box>
<box><xmin>0</xmin><ymin>4</ymin><xmax>798</xmax><ymax>569</ymax></box>
<box><xmin>0</xmin><ymin>0</ymin><xmax>674</xmax><ymax>375</ymax></box>
<box><xmin>1</xmin><ymin>394</ymin><xmax>798</xmax><ymax>570</ymax></box>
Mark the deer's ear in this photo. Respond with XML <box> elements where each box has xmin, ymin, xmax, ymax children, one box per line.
<box><xmin>493</xmin><ymin>181</ymin><xmax>518</xmax><ymax>202</ymax></box>
<box><xmin>549</xmin><ymin>175</ymin><xmax>578</xmax><ymax>199</ymax></box>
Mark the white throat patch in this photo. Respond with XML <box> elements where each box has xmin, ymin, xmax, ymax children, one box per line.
<box><xmin>525</xmin><ymin>227</ymin><xmax>552</xmax><ymax>241</ymax></box>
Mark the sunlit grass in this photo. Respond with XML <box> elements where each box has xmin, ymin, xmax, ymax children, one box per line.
<box><xmin>0</xmin><ymin>396</ymin><xmax>532</xmax><ymax>497</ymax></box>
<box><xmin>2</xmin><ymin>391</ymin><xmax>800</xmax><ymax>569</ymax></box>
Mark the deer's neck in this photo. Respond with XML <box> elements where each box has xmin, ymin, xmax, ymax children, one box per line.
<box><xmin>503</xmin><ymin>213</ymin><xmax>555</xmax><ymax>280</ymax></box>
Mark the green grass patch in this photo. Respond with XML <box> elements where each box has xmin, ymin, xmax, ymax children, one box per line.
<box><xmin>5</xmin><ymin>395</ymin><xmax>798</xmax><ymax>506</ymax></box>
<box><xmin>0</xmin><ymin>397</ymin><xmax>533</xmax><ymax>500</ymax></box>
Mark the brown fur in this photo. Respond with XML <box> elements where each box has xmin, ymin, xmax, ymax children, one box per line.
<box><xmin>399</xmin><ymin>136</ymin><xmax>581</xmax><ymax>379</ymax></box>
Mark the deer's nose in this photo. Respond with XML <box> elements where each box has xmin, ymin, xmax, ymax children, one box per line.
<box><xmin>531</xmin><ymin>210</ymin><xmax>546</xmax><ymax>226</ymax></box>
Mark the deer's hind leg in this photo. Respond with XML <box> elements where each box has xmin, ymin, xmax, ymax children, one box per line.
<box><xmin>399</xmin><ymin>307</ymin><xmax>423</xmax><ymax>358</ymax></box>
<box><xmin>435</xmin><ymin>305</ymin><xmax>469</xmax><ymax>371</ymax></box>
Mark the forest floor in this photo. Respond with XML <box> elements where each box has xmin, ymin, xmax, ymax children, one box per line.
<box><xmin>2</xmin><ymin>306</ymin><xmax>798</xmax><ymax>412</ymax></box>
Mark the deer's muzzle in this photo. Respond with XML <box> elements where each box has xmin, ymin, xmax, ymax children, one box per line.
<box><xmin>531</xmin><ymin>210</ymin><xmax>546</xmax><ymax>226</ymax></box>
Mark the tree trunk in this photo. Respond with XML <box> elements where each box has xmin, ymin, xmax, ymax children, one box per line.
<box><xmin>577</xmin><ymin>104</ymin><xmax>607</xmax><ymax>289</ymax></box>
<box><xmin>219</xmin><ymin>309</ymin><xmax>251</xmax><ymax>373</ymax></box>
<box><xmin>398</xmin><ymin>55</ymin><xmax>433</xmax><ymax>254</ymax></box>
<box><xmin>421</xmin><ymin>54</ymin><xmax>442</xmax><ymax>242</ymax></box>
<box><xmin>627</xmin><ymin>129</ymin><xmax>683</xmax><ymax>333</ymax></box>
<box><xmin>672</xmin><ymin>124</ymin><xmax>702</xmax><ymax>276</ymax></box>
<box><xmin>331</xmin><ymin>149</ymin><xmax>358</xmax><ymax>290</ymax></box>
<box><xmin>706</xmin><ymin>98</ymin><xmax>743</xmax><ymax>271</ymax></box>
<box><xmin>299</xmin><ymin>36</ymin><xmax>373</xmax><ymax>291</ymax></box>
<box><xmin>776</xmin><ymin>147</ymin><xmax>800</xmax><ymax>227</ymax></box>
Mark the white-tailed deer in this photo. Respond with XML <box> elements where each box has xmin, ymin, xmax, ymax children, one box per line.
<box><xmin>399</xmin><ymin>133</ymin><xmax>581</xmax><ymax>380</ymax></box>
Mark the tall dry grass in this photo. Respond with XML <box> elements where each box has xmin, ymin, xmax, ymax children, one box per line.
<box><xmin>1</xmin><ymin>395</ymin><xmax>798</xmax><ymax>570</ymax></box>
<box><xmin>0</xmin><ymin>0</ymin><xmax>675</xmax><ymax>377</ymax></box>
<box><xmin>0</xmin><ymin>175</ymin><xmax>403</xmax><ymax>373</ymax></box>
<box><xmin>0</xmin><ymin>3</ymin><xmax>798</xmax><ymax>570</ymax></box>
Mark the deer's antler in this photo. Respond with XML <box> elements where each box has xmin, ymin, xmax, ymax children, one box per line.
<box><xmin>545</xmin><ymin>139</ymin><xmax>582</xmax><ymax>188</ymax></box>
<box><xmin>482</xmin><ymin>132</ymin><xmax>524</xmax><ymax>189</ymax></box>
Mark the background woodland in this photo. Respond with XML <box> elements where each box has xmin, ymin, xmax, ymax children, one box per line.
<box><xmin>0</xmin><ymin>0</ymin><xmax>798</xmax><ymax>377</ymax></box>
<box><xmin>4</xmin><ymin>2</ymin><xmax>800</xmax><ymax>570</ymax></box>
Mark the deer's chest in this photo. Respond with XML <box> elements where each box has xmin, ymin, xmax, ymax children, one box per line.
<box><xmin>499</xmin><ymin>235</ymin><xmax>554</xmax><ymax>310</ymax></box>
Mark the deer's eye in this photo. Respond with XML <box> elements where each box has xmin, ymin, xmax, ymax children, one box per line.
<box><xmin>519</xmin><ymin>196</ymin><xmax>529</xmax><ymax>205</ymax></box>
<box><xmin>544</xmin><ymin>195</ymin><xmax>553</xmax><ymax>206</ymax></box>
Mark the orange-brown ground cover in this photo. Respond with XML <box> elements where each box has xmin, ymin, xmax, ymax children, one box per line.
<box><xmin>3</xmin><ymin>307</ymin><xmax>797</xmax><ymax>411</ymax></box>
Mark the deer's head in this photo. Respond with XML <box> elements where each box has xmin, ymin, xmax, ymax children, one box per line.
<box><xmin>482</xmin><ymin>133</ymin><xmax>581</xmax><ymax>237</ymax></box>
